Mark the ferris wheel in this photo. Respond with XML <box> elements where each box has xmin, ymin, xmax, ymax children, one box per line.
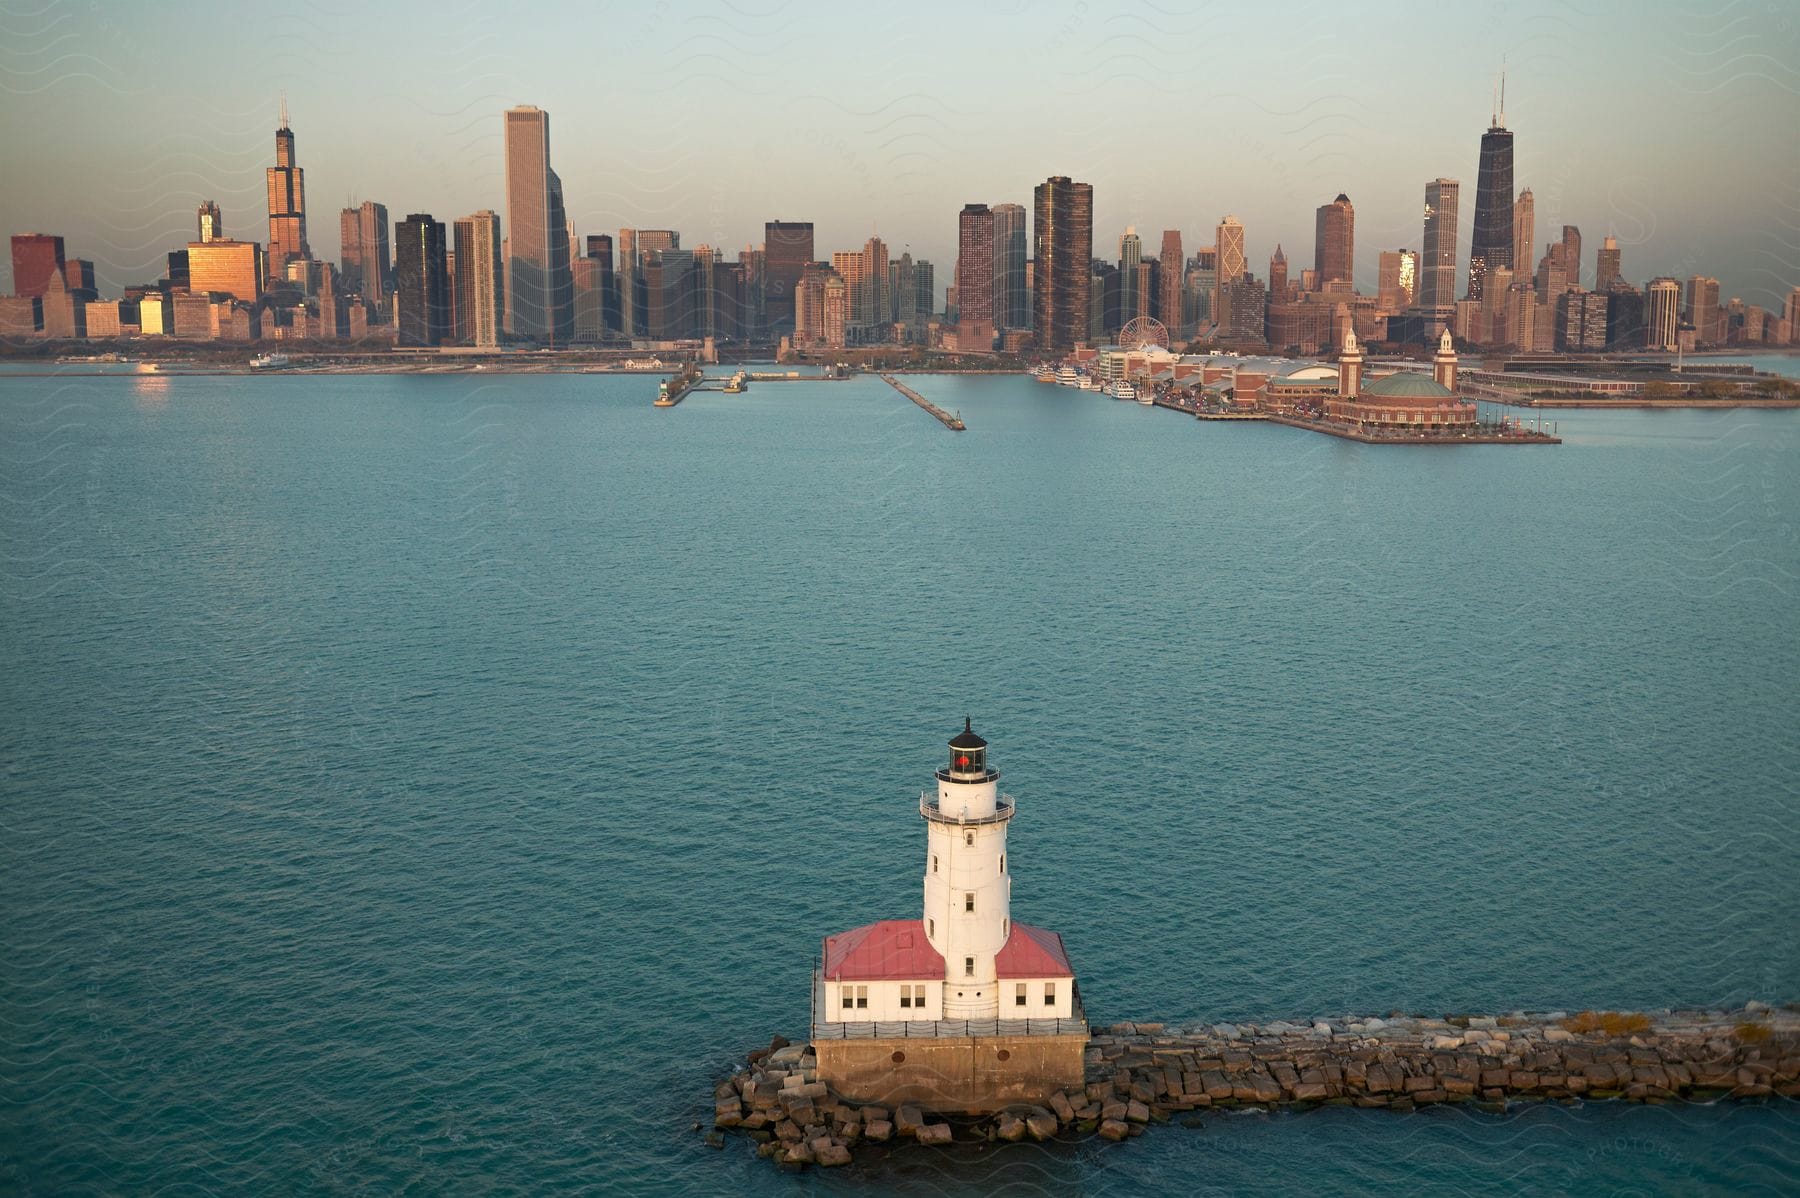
<box><xmin>1118</xmin><ymin>315</ymin><xmax>1169</xmax><ymax>351</ymax></box>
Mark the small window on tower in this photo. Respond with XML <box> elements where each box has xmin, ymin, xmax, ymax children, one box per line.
<box><xmin>965</xmin><ymin>832</ymin><xmax>973</xmax><ymax>847</ymax></box>
<box><xmin>928</xmin><ymin>918</ymin><xmax>934</xmax><ymax>937</ymax></box>
<box><xmin>1000</xmin><ymin>854</ymin><xmax>1005</xmax><ymax>873</ymax></box>
<box><xmin>964</xmin><ymin>956</ymin><xmax>974</xmax><ymax>977</ymax></box>
<box><xmin>964</xmin><ymin>892</ymin><xmax>974</xmax><ymax>912</ymax></box>
<box><xmin>932</xmin><ymin>855</ymin><xmax>938</xmax><ymax>873</ymax></box>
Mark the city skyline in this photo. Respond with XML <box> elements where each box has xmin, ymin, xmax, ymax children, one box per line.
<box><xmin>1</xmin><ymin>1</ymin><xmax>1793</xmax><ymax>309</ymax></box>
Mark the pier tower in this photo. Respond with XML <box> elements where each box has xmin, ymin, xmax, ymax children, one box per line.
<box><xmin>923</xmin><ymin>719</ymin><xmax>1013</xmax><ymax>1019</ymax></box>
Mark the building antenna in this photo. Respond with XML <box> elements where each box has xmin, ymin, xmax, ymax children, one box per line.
<box><xmin>280</xmin><ymin>90</ymin><xmax>289</xmax><ymax>129</ymax></box>
<box><xmin>1499</xmin><ymin>57</ymin><xmax>1507</xmax><ymax>126</ymax></box>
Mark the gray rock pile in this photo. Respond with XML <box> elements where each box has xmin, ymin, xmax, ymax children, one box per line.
<box><xmin>710</xmin><ymin>1006</ymin><xmax>1797</xmax><ymax>1171</ymax></box>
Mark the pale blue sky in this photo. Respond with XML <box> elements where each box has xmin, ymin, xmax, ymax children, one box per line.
<box><xmin>2</xmin><ymin>0</ymin><xmax>1795</xmax><ymax>306</ymax></box>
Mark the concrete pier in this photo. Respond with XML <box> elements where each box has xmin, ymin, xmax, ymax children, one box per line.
<box><xmin>880</xmin><ymin>374</ymin><xmax>965</xmax><ymax>430</ymax></box>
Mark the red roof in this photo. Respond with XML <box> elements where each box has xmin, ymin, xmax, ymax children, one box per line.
<box><xmin>995</xmin><ymin>923</ymin><xmax>1075</xmax><ymax>978</ymax></box>
<box><xmin>822</xmin><ymin>920</ymin><xmax>944</xmax><ymax>982</ymax></box>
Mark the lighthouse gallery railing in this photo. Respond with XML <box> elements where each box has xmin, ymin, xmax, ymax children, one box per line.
<box><xmin>811</xmin><ymin>967</ymin><xmax>1089</xmax><ymax>1041</ymax></box>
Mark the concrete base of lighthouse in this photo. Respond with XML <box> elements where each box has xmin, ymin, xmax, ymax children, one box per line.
<box><xmin>814</xmin><ymin>1032</ymin><xmax>1088</xmax><ymax>1113</ymax></box>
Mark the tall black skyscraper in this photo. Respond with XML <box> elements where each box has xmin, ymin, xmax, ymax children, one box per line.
<box><xmin>1468</xmin><ymin>82</ymin><xmax>1514</xmax><ymax>301</ymax></box>
<box><xmin>395</xmin><ymin>213</ymin><xmax>450</xmax><ymax>347</ymax></box>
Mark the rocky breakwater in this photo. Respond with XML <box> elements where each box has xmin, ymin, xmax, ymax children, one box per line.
<box><xmin>709</xmin><ymin>1006</ymin><xmax>1796</xmax><ymax>1172</ymax></box>
<box><xmin>1086</xmin><ymin>1004</ymin><xmax>1797</xmax><ymax>1115</ymax></box>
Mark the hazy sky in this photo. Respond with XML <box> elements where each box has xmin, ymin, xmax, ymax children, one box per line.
<box><xmin>3</xmin><ymin>0</ymin><xmax>1796</xmax><ymax>307</ymax></box>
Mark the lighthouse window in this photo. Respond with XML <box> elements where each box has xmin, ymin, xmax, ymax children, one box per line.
<box><xmin>965</xmin><ymin>832</ymin><xmax>973</xmax><ymax>846</ymax></box>
<box><xmin>928</xmin><ymin>918</ymin><xmax>934</xmax><ymax>937</ymax></box>
<box><xmin>900</xmin><ymin>989</ymin><xmax>912</xmax><ymax>1009</ymax></box>
<box><xmin>1015</xmin><ymin>984</ymin><xmax>1027</xmax><ymax>1007</ymax></box>
<box><xmin>1044</xmin><ymin>983</ymin><xmax>1056</xmax><ymax>1006</ymax></box>
<box><xmin>964</xmin><ymin>956</ymin><xmax>974</xmax><ymax>977</ymax></box>
<box><xmin>855</xmin><ymin>986</ymin><xmax>869</xmax><ymax>1009</ymax></box>
<box><xmin>964</xmin><ymin>892</ymin><xmax>974</xmax><ymax>912</ymax></box>
<box><xmin>841</xmin><ymin>988</ymin><xmax>853</xmax><ymax>1010</ymax></box>
<box><xmin>932</xmin><ymin>855</ymin><xmax>938</xmax><ymax>874</ymax></box>
<box><xmin>1000</xmin><ymin>854</ymin><xmax>1005</xmax><ymax>873</ymax></box>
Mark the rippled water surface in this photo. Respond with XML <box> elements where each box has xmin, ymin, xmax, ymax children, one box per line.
<box><xmin>3</xmin><ymin>371</ymin><xmax>1796</xmax><ymax>1194</ymax></box>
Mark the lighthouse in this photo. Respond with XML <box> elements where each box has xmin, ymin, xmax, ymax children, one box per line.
<box><xmin>924</xmin><ymin>718</ymin><xmax>1012</xmax><ymax>1018</ymax></box>
<box><xmin>814</xmin><ymin>721</ymin><xmax>1085</xmax><ymax>1110</ymax></box>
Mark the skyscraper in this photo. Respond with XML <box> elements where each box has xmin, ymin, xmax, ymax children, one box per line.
<box><xmin>1646</xmin><ymin>277</ymin><xmax>1681</xmax><ymax>351</ymax></box>
<box><xmin>1512</xmin><ymin>190</ymin><xmax>1534</xmax><ymax>287</ymax></box>
<box><xmin>1313</xmin><ymin>194</ymin><xmax>1354</xmax><ymax>287</ymax></box>
<box><xmin>1378</xmin><ymin>249</ymin><xmax>1418</xmax><ymax>314</ymax></box>
<box><xmin>1560</xmin><ymin>226</ymin><xmax>1582</xmax><ymax>291</ymax></box>
<box><xmin>956</xmin><ymin>204</ymin><xmax>996</xmax><ymax>352</ymax></box>
<box><xmin>1419</xmin><ymin>179</ymin><xmax>1460</xmax><ymax>316</ymax></box>
<box><xmin>339</xmin><ymin>201</ymin><xmax>390</xmax><ymax>303</ymax></box>
<box><xmin>9</xmin><ymin>234</ymin><xmax>65</xmax><ymax>298</ymax></box>
<box><xmin>1117</xmin><ymin>228</ymin><xmax>1142</xmax><ymax>326</ymax></box>
<box><xmin>1032</xmin><ymin>175</ymin><xmax>1093</xmax><ymax>352</ymax></box>
<box><xmin>763</xmin><ymin>220</ymin><xmax>813</xmax><ymax>335</ymax></box>
<box><xmin>265</xmin><ymin>101</ymin><xmax>310</xmax><ymax>279</ymax></box>
<box><xmin>503</xmin><ymin>105</ymin><xmax>573</xmax><ymax>344</ymax></box>
<box><xmin>453</xmin><ymin>211</ymin><xmax>502</xmax><ymax>347</ymax></box>
<box><xmin>1215</xmin><ymin>216</ymin><xmax>1246</xmax><ymax>288</ymax></box>
<box><xmin>992</xmin><ymin>203</ymin><xmax>1028</xmax><ymax>332</ymax></box>
<box><xmin>1268</xmin><ymin>245</ymin><xmax>1288</xmax><ymax>302</ymax></box>
<box><xmin>1159</xmin><ymin>230</ymin><xmax>1183</xmax><ymax>331</ymax></box>
<box><xmin>395</xmin><ymin>213</ymin><xmax>450</xmax><ymax>347</ymax></box>
<box><xmin>197</xmin><ymin>201</ymin><xmax>223</xmax><ymax>243</ymax></box>
<box><xmin>1686</xmin><ymin>275</ymin><xmax>1721</xmax><ymax>344</ymax></box>
<box><xmin>1468</xmin><ymin>98</ymin><xmax>1514</xmax><ymax>300</ymax></box>
<box><xmin>1594</xmin><ymin>235</ymin><xmax>1622</xmax><ymax>292</ymax></box>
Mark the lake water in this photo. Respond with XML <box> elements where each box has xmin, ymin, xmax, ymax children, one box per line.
<box><xmin>3</xmin><ymin>370</ymin><xmax>1796</xmax><ymax>1194</ymax></box>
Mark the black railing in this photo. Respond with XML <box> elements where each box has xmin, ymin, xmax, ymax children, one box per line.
<box><xmin>919</xmin><ymin>792</ymin><xmax>1015</xmax><ymax>826</ymax></box>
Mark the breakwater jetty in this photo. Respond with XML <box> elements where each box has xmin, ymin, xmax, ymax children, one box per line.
<box><xmin>880</xmin><ymin>374</ymin><xmax>965</xmax><ymax>430</ymax></box>
<box><xmin>709</xmin><ymin>1003</ymin><xmax>1796</xmax><ymax>1169</ymax></box>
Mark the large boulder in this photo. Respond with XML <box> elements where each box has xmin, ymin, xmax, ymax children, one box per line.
<box><xmin>995</xmin><ymin>1114</ymin><xmax>1026</xmax><ymax>1142</ymax></box>
<box><xmin>863</xmin><ymin>1119</ymin><xmax>893</xmax><ymax>1142</ymax></box>
<box><xmin>1025</xmin><ymin>1108</ymin><xmax>1059</xmax><ymax>1140</ymax></box>
<box><xmin>895</xmin><ymin>1105</ymin><xmax>924</xmax><ymax>1137</ymax></box>
<box><xmin>1099</xmin><ymin>1119</ymin><xmax>1130</xmax><ymax>1141</ymax></box>
<box><xmin>1048</xmin><ymin>1091</ymin><xmax>1077</xmax><ymax>1124</ymax></box>
<box><xmin>815</xmin><ymin>1140</ymin><xmax>852</xmax><ymax>1167</ymax></box>
<box><xmin>916</xmin><ymin>1123</ymin><xmax>953</xmax><ymax>1145</ymax></box>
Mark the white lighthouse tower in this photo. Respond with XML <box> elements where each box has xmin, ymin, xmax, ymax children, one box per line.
<box><xmin>922</xmin><ymin>718</ymin><xmax>1012</xmax><ymax>1019</ymax></box>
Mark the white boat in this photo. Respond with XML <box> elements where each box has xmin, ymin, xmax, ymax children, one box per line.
<box><xmin>1107</xmin><ymin>381</ymin><xmax>1137</xmax><ymax>401</ymax></box>
<box><xmin>1032</xmin><ymin>365</ymin><xmax>1056</xmax><ymax>383</ymax></box>
<box><xmin>1079</xmin><ymin>377</ymin><xmax>1102</xmax><ymax>391</ymax></box>
<box><xmin>248</xmin><ymin>353</ymin><xmax>289</xmax><ymax>370</ymax></box>
<box><xmin>1056</xmin><ymin>366</ymin><xmax>1081</xmax><ymax>386</ymax></box>
<box><xmin>1137</xmin><ymin>388</ymin><xmax>1154</xmax><ymax>405</ymax></box>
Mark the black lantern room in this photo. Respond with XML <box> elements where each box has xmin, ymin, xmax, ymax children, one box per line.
<box><xmin>947</xmin><ymin>717</ymin><xmax>990</xmax><ymax>780</ymax></box>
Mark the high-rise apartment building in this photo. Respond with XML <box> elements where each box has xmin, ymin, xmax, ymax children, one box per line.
<box><xmin>1646</xmin><ymin>277</ymin><xmax>1681</xmax><ymax>351</ymax></box>
<box><xmin>1685</xmin><ymin>275</ymin><xmax>1721</xmax><ymax>345</ymax></box>
<box><xmin>1594</xmin><ymin>235</ymin><xmax>1622</xmax><ymax>293</ymax></box>
<box><xmin>1560</xmin><ymin>226</ymin><xmax>1582</xmax><ymax>290</ymax></box>
<box><xmin>1378</xmin><ymin>249</ymin><xmax>1418</xmax><ymax>314</ymax></box>
<box><xmin>9</xmin><ymin>234</ymin><xmax>64</xmax><ymax>298</ymax></box>
<box><xmin>956</xmin><ymin>204</ymin><xmax>996</xmax><ymax>352</ymax></box>
<box><xmin>1512</xmin><ymin>190</ymin><xmax>1534</xmax><ymax>289</ymax></box>
<box><xmin>265</xmin><ymin>103</ymin><xmax>310</xmax><ymax>278</ymax></box>
<box><xmin>1419</xmin><ymin>179</ymin><xmax>1460</xmax><ymax>315</ymax></box>
<box><xmin>395</xmin><ymin>214</ymin><xmax>449</xmax><ymax>347</ymax></box>
<box><xmin>503</xmin><ymin>105</ymin><xmax>573</xmax><ymax>344</ymax></box>
<box><xmin>1314</xmin><ymin>194</ymin><xmax>1354</xmax><ymax>287</ymax></box>
<box><xmin>452</xmin><ymin>210</ymin><xmax>502</xmax><ymax>347</ymax></box>
<box><xmin>197</xmin><ymin>201</ymin><xmax>223</xmax><ymax>243</ymax></box>
<box><xmin>763</xmin><ymin>220</ymin><xmax>813</xmax><ymax>335</ymax></box>
<box><xmin>340</xmin><ymin>201</ymin><xmax>391</xmax><ymax>302</ymax></box>
<box><xmin>992</xmin><ymin>203</ymin><xmax>1028</xmax><ymax>331</ymax></box>
<box><xmin>1117</xmin><ymin>228</ymin><xmax>1142</xmax><ymax>325</ymax></box>
<box><xmin>1468</xmin><ymin>108</ymin><xmax>1514</xmax><ymax>300</ymax></box>
<box><xmin>834</xmin><ymin>236</ymin><xmax>889</xmax><ymax>333</ymax></box>
<box><xmin>1032</xmin><ymin>175</ymin><xmax>1093</xmax><ymax>351</ymax></box>
<box><xmin>1159</xmin><ymin>230</ymin><xmax>1183</xmax><ymax>331</ymax></box>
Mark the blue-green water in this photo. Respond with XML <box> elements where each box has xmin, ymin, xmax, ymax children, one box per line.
<box><xmin>3</xmin><ymin>372</ymin><xmax>1797</xmax><ymax>1194</ymax></box>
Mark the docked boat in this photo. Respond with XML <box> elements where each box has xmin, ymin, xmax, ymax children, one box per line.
<box><xmin>1107</xmin><ymin>381</ymin><xmax>1137</xmax><ymax>401</ymax></box>
<box><xmin>722</xmin><ymin>370</ymin><xmax>748</xmax><ymax>394</ymax></box>
<box><xmin>1032</xmin><ymin>365</ymin><xmax>1056</xmax><ymax>383</ymax></box>
<box><xmin>1079</xmin><ymin>377</ymin><xmax>1102</xmax><ymax>391</ymax></box>
<box><xmin>1137</xmin><ymin>388</ymin><xmax>1154</xmax><ymax>405</ymax></box>
<box><xmin>248</xmin><ymin>353</ymin><xmax>289</xmax><ymax>370</ymax></box>
<box><xmin>1055</xmin><ymin>365</ymin><xmax>1081</xmax><ymax>386</ymax></box>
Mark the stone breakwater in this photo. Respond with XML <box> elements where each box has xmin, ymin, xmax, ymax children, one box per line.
<box><xmin>710</xmin><ymin>1006</ymin><xmax>1797</xmax><ymax>1171</ymax></box>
